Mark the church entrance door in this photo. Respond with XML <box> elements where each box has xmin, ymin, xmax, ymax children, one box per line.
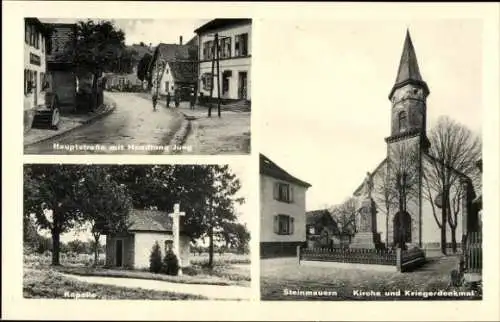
<box><xmin>393</xmin><ymin>211</ymin><xmax>412</xmax><ymax>247</ymax></box>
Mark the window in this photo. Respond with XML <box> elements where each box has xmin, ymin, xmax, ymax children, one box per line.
<box><xmin>41</xmin><ymin>37</ymin><xmax>44</xmax><ymax>53</ymax></box>
<box><xmin>40</xmin><ymin>72</ymin><xmax>45</xmax><ymax>89</ymax></box>
<box><xmin>203</xmin><ymin>40</ymin><xmax>214</xmax><ymax>60</ymax></box>
<box><xmin>274</xmin><ymin>214</ymin><xmax>295</xmax><ymax>235</ymax></box>
<box><xmin>24</xmin><ymin>69</ymin><xmax>30</xmax><ymax>94</ymax></box>
<box><xmin>201</xmin><ymin>73</ymin><xmax>212</xmax><ymax>91</ymax></box>
<box><xmin>35</xmin><ymin>31</ymin><xmax>39</xmax><ymax>49</ymax></box>
<box><xmin>165</xmin><ymin>240</ymin><xmax>173</xmax><ymax>252</ymax></box>
<box><xmin>235</xmin><ymin>33</ymin><xmax>248</xmax><ymax>57</ymax></box>
<box><xmin>165</xmin><ymin>81</ymin><xmax>169</xmax><ymax>92</ymax></box>
<box><xmin>398</xmin><ymin>111</ymin><xmax>408</xmax><ymax>132</ymax></box>
<box><xmin>273</xmin><ymin>182</ymin><xmax>294</xmax><ymax>203</ymax></box>
<box><xmin>220</xmin><ymin>37</ymin><xmax>231</xmax><ymax>58</ymax></box>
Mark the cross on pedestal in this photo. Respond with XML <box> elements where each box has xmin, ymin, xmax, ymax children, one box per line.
<box><xmin>169</xmin><ymin>203</ymin><xmax>185</xmax><ymax>275</ymax></box>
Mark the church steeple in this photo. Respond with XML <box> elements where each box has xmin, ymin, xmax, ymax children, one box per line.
<box><xmin>386</xmin><ymin>30</ymin><xmax>430</xmax><ymax>148</ymax></box>
<box><xmin>389</xmin><ymin>30</ymin><xmax>429</xmax><ymax>99</ymax></box>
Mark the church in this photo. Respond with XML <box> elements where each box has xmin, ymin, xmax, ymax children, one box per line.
<box><xmin>349</xmin><ymin>30</ymin><xmax>478</xmax><ymax>251</ymax></box>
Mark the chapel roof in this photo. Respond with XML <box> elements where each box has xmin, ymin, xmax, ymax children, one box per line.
<box><xmin>306</xmin><ymin>209</ymin><xmax>332</xmax><ymax>225</ymax></box>
<box><xmin>127</xmin><ymin>209</ymin><xmax>185</xmax><ymax>233</ymax></box>
<box><xmin>260</xmin><ymin>154</ymin><xmax>312</xmax><ymax>188</ymax></box>
<box><xmin>389</xmin><ymin>30</ymin><xmax>429</xmax><ymax>98</ymax></box>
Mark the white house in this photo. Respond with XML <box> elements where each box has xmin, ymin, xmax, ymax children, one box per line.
<box><xmin>195</xmin><ymin>19</ymin><xmax>252</xmax><ymax>101</ymax></box>
<box><xmin>260</xmin><ymin>154</ymin><xmax>311</xmax><ymax>258</ymax></box>
<box><xmin>24</xmin><ymin>18</ymin><xmax>50</xmax><ymax>132</ymax></box>
<box><xmin>105</xmin><ymin>209</ymin><xmax>191</xmax><ymax>269</ymax></box>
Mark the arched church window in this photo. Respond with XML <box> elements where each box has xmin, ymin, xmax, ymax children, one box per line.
<box><xmin>398</xmin><ymin>111</ymin><xmax>408</xmax><ymax>132</ymax></box>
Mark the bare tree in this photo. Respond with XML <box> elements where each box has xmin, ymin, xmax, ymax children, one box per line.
<box><xmin>329</xmin><ymin>197</ymin><xmax>357</xmax><ymax>245</ymax></box>
<box><xmin>385</xmin><ymin>141</ymin><xmax>421</xmax><ymax>248</ymax></box>
<box><xmin>374</xmin><ymin>162</ymin><xmax>398</xmax><ymax>246</ymax></box>
<box><xmin>424</xmin><ymin>116</ymin><xmax>481</xmax><ymax>254</ymax></box>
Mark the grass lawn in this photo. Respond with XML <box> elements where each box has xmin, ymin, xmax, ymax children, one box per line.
<box><xmin>24</xmin><ymin>268</ymin><xmax>206</xmax><ymax>300</ymax></box>
<box><xmin>260</xmin><ymin>257</ymin><xmax>481</xmax><ymax>301</ymax></box>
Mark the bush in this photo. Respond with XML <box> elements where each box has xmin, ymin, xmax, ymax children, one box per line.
<box><xmin>149</xmin><ymin>242</ymin><xmax>163</xmax><ymax>273</ymax></box>
<box><xmin>162</xmin><ymin>250</ymin><xmax>179</xmax><ymax>276</ymax></box>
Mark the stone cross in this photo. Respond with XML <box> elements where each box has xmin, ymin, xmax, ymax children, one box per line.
<box><xmin>169</xmin><ymin>203</ymin><xmax>185</xmax><ymax>275</ymax></box>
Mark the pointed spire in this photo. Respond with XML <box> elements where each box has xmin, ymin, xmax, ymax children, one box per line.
<box><xmin>389</xmin><ymin>29</ymin><xmax>429</xmax><ymax>99</ymax></box>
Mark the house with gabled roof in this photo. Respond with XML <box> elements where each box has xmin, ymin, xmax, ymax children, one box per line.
<box><xmin>260</xmin><ymin>154</ymin><xmax>311</xmax><ymax>258</ymax></box>
<box><xmin>147</xmin><ymin>38</ymin><xmax>198</xmax><ymax>99</ymax></box>
<box><xmin>105</xmin><ymin>209</ymin><xmax>191</xmax><ymax>269</ymax></box>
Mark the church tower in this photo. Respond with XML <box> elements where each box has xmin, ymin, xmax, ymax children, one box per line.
<box><xmin>387</xmin><ymin>30</ymin><xmax>430</xmax><ymax>148</ymax></box>
<box><xmin>385</xmin><ymin>30</ymin><xmax>429</xmax><ymax>248</ymax></box>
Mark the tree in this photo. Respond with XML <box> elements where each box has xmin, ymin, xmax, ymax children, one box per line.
<box><xmin>59</xmin><ymin>20</ymin><xmax>126</xmax><ymax>110</ymax></box>
<box><xmin>386</xmin><ymin>142</ymin><xmax>421</xmax><ymax>248</ymax></box>
<box><xmin>149</xmin><ymin>241</ymin><xmax>163</xmax><ymax>273</ymax></box>
<box><xmin>76</xmin><ymin>166</ymin><xmax>132</xmax><ymax>265</ymax></box>
<box><xmin>24</xmin><ymin>165</ymin><xmax>86</xmax><ymax>265</ymax></box>
<box><xmin>137</xmin><ymin>53</ymin><xmax>152</xmax><ymax>83</ymax></box>
<box><xmin>219</xmin><ymin>222</ymin><xmax>250</xmax><ymax>254</ymax></box>
<box><xmin>423</xmin><ymin>116</ymin><xmax>481</xmax><ymax>254</ymax></box>
<box><xmin>374</xmin><ymin>163</ymin><xmax>398</xmax><ymax>246</ymax></box>
<box><xmin>329</xmin><ymin>197</ymin><xmax>357</xmax><ymax>244</ymax></box>
<box><xmin>67</xmin><ymin>239</ymin><xmax>87</xmax><ymax>254</ymax></box>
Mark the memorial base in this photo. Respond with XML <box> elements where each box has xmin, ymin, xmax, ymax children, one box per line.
<box><xmin>350</xmin><ymin>232</ymin><xmax>382</xmax><ymax>249</ymax></box>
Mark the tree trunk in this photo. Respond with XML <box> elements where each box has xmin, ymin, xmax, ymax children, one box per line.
<box><xmin>385</xmin><ymin>206</ymin><xmax>389</xmax><ymax>247</ymax></box>
<box><xmin>208</xmin><ymin>226</ymin><xmax>214</xmax><ymax>268</ymax></box>
<box><xmin>93</xmin><ymin>233</ymin><xmax>100</xmax><ymax>267</ymax></box>
<box><xmin>92</xmin><ymin>73</ymin><xmax>99</xmax><ymax>111</ymax></box>
<box><xmin>450</xmin><ymin>228</ymin><xmax>457</xmax><ymax>254</ymax></box>
<box><xmin>51</xmin><ymin>229</ymin><xmax>61</xmax><ymax>266</ymax></box>
<box><xmin>441</xmin><ymin>189</ymin><xmax>448</xmax><ymax>255</ymax></box>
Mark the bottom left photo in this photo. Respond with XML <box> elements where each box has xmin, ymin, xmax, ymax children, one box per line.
<box><xmin>23</xmin><ymin>163</ymin><xmax>251</xmax><ymax>300</ymax></box>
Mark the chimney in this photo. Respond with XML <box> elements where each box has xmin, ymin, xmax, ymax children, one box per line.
<box><xmin>179</xmin><ymin>36</ymin><xmax>183</xmax><ymax>45</ymax></box>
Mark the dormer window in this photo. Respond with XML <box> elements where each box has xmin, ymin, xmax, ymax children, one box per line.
<box><xmin>398</xmin><ymin>111</ymin><xmax>408</xmax><ymax>132</ymax></box>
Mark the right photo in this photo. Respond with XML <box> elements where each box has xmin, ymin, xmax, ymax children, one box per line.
<box><xmin>259</xmin><ymin>19</ymin><xmax>482</xmax><ymax>301</ymax></box>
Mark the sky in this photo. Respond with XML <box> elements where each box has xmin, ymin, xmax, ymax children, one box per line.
<box><xmin>258</xmin><ymin>19</ymin><xmax>483</xmax><ymax>212</ymax></box>
<box><xmin>40</xmin><ymin>18</ymin><xmax>210</xmax><ymax>46</ymax></box>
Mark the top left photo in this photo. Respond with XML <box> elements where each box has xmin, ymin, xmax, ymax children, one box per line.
<box><xmin>23</xmin><ymin>18</ymin><xmax>252</xmax><ymax>155</ymax></box>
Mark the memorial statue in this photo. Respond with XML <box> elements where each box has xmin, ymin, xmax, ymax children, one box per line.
<box><xmin>362</xmin><ymin>172</ymin><xmax>374</xmax><ymax>199</ymax></box>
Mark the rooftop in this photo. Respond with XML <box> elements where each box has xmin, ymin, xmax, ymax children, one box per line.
<box><xmin>260</xmin><ymin>154</ymin><xmax>311</xmax><ymax>188</ymax></box>
<box><xmin>127</xmin><ymin>209</ymin><xmax>185</xmax><ymax>233</ymax></box>
<box><xmin>194</xmin><ymin>18</ymin><xmax>252</xmax><ymax>34</ymax></box>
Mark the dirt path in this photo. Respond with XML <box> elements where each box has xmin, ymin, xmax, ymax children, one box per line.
<box><xmin>61</xmin><ymin>273</ymin><xmax>250</xmax><ymax>300</ymax></box>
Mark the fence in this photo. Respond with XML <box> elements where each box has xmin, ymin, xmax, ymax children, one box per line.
<box><xmin>298</xmin><ymin>246</ymin><xmax>426</xmax><ymax>272</ymax></box>
<box><xmin>464</xmin><ymin>232</ymin><xmax>482</xmax><ymax>274</ymax></box>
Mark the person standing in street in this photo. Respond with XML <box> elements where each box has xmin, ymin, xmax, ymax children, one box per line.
<box><xmin>166</xmin><ymin>91</ymin><xmax>171</xmax><ymax>108</ymax></box>
<box><xmin>152</xmin><ymin>93</ymin><xmax>158</xmax><ymax>111</ymax></box>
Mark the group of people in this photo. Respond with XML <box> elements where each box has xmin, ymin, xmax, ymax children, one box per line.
<box><xmin>152</xmin><ymin>89</ymin><xmax>196</xmax><ymax>111</ymax></box>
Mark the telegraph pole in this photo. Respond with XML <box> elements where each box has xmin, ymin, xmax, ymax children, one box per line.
<box><xmin>215</xmin><ymin>33</ymin><xmax>221</xmax><ymax>118</ymax></box>
<box><xmin>208</xmin><ymin>39</ymin><xmax>215</xmax><ymax>117</ymax></box>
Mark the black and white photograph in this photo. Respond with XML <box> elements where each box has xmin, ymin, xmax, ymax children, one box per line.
<box><xmin>259</xmin><ymin>20</ymin><xmax>483</xmax><ymax>301</ymax></box>
<box><xmin>23</xmin><ymin>18</ymin><xmax>251</xmax><ymax>155</ymax></box>
<box><xmin>23</xmin><ymin>163</ymin><xmax>251</xmax><ymax>300</ymax></box>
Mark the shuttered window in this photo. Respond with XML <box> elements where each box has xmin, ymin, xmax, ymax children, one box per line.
<box><xmin>273</xmin><ymin>182</ymin><xmax>294</xmax><ymax>203</ymax></box>
<box><xmin>273</xmin><ymin>214</ymin><xmax>295</xmax><ymax>235</ymax></box>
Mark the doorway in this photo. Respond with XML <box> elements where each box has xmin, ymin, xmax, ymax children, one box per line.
<box><xmin>393</xmin><ymin>211</ymin><xmax>412</xmax><ymax>246</ymax></box>
<box><xmin>115</xmin><ymin>239</ymin><xmax>123</xmax><ymax>267</ymax></box>
<box><xmin>238</xmin><ymin>71</ymin><xmax>247</xmax><ymax>100</ymax></box>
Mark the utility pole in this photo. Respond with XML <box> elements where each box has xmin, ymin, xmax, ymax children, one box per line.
<box><xmin>216</xmin><ymin>33</ymin><xmax>221</xmax><ymax>118</ymax></box>
<box><xmin>208</xmin><ymin>39</ymin><xmax>215</xmax><ymax>117</ymax></box>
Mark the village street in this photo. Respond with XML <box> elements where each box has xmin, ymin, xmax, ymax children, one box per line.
<box><xmin>24</xmin><ymin>92</ymin><xmax>185</xmax><ymax>154</ymax></box>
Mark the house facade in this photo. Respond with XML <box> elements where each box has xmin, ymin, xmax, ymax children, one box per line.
<box><xmin>260</xmin><ymin>154</ymin><xmax>311</xmax><ymax>258</ymax></box>
<box><xmin>306</xmin><ymin>209</ymin><xmax>341</xmax><ymax>248</ymax></box>
<box><xmin>148</xmin><ymin>39</ymin><xmax>198</xmax><ymax>100</ymax></box>
<box><xmin>105</xmin><ymin>209</ymin><xmax>191</xmax><ymax>269</ymax></box>
<box><xmin>24</xmin><ymin>18</ymin><xmax>50</xmax><ymax>132</ymax></box>
<box><xmin>45</xmin><ymin>22</ymin><xmax>78</xmax><ymax>113</ymax></box>
<box><xmin>195</xmin><ymin>19</ymin><xmax>252</xmax><ymax>101</ymax></box>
